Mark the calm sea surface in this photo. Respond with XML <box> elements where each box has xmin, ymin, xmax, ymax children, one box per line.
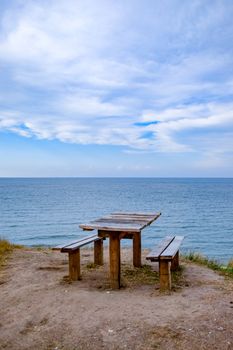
<box><xmin>0</xmin><ymin>178</ymin><xmax>232</xmax><ymax>263</ymax></box>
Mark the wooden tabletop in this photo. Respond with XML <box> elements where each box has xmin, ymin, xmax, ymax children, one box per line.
<box><xmin>79</xmin><ymin>212</ymin><xmax>161</xmax><ymax>233</ymax></box>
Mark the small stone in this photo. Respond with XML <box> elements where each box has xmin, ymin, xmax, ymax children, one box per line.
<box><xmin>108</xmin><ymin>329</ymin><xmax>114</xmax><ymax>333</ymax></box>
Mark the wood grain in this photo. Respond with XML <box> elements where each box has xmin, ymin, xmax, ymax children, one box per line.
<box><xmin>94</xmin><ymin>239</ymin><xmax>104</xmax><ymax>265</ymax></box>
<box><xmin>109</xmin><ymin>232</ymin><xmax>121</xmax><ymax>289</ymax></box>
<box><xmin>133</xmin><ymin>231</ymin><xmax>141</xmax><ymax>267</ymax></box>
<box><xmin>80</xmin><ymin>212</ymin><xmax>161</xmax><ymax>233</ymax></box>
<box><xmin>146</xmin><ymin>236</ymin><xmax>174</xmax><ymax>261</ymax></box>
<box><xmin>68</xmin><ymin>250</ymin><xmax>81</xmax><ymax>281</ymax></box>
<box><xmin>160</xmin><ymin>236</ymin><xmax>184</xmax><ymax>260</ymax></box>
<box><xmin>79</xmin><ymin>212</ymin><xmax>161</xmax><ymax>289</ymax></box>
<box><xmin>61</xmin><ymin>235</ymin><xmax>101</xmax><ymax>252</ymax></box>
<box><xmin>159</xmin><ymin>260</ymin><xmax>171</xmax><ymax>290</ymax></box>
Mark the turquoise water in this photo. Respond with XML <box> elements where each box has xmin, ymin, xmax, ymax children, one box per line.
<box><xmin>0</xmin><ymin>178</ymin><xmax>232</xmax><ymax>263</ymax></box>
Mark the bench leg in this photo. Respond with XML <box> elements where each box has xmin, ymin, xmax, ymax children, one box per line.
<box><xmin>133</xmin><ymin>231</ymin><xmax>141</xmax><ymax>267</ymax></box>
<box><xmin>171</xmin><ymin>251</ymin><xmax>179</xmax><ymax>271</ymax></box>
<box><xmin>159</xmin><ymin>260</ymin><xmax>171</xmax><ymax>291</ymax></box>
<box><xmin>94</xmin><ymin>239</ymin><xmax>103</xmax><ymax>265</ymax></box>
<box><xmin>68</xmin><ymin>250</ymin><xmax>81</xmax><ymax>281</ymax></box>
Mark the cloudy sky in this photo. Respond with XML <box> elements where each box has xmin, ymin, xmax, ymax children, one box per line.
<box><xmin>0</xmin><ymin>0</ymin><xmax>233</xmax><ymax>177</ymax></box>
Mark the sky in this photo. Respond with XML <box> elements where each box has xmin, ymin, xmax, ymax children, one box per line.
<box><xmin>0</xmin><ymin>0</ymin><xmax>233</xmax><ymax>177</ymax></box>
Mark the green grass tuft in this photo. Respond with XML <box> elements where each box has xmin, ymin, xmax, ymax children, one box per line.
<box><xmin>183</xmin><ymin>252</ymin><xmax>233</xmax><ymax>278</ymax></box>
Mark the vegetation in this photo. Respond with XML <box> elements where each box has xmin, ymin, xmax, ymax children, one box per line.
<box><xmin>86</xmin><ymin>262</ymin><xmax>97</xmax><ymax>269</ymax></box>
<box><xmin>122</xmin><ymin>264</ymin><xmax>159</xmax><ymax>287</ymax></box>
<box><xmin>228</xmin><ymin>259</ymin><xmax>233</xmax><ymax>268</ymax></box>
<box><xmin>183</xmin><ymin>252</ymin><xmax>233</xmax><ymax>278</ymax></box>
<box><xmin>0</xmin><ymin>239</ymin><xmax>22</xmax><ymax>268</ymax></box>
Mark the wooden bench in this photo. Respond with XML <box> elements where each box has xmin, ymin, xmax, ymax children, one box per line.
<box><xmin>53</xmin><ymin>234</ymin><xmax>104</xmax><ymax>281</ymax></box>
<box><xmin>146</xmin><ymin>236</ymin><xmax>184</xmax><ymax>291</ymax></box>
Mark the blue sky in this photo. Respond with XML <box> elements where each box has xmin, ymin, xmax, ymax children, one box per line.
<box><xmin>0</xmin><ymin>0</ymin><xmax>233</xmax><ymax>177</ymax></box>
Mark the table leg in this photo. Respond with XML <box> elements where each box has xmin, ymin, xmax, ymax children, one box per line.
<box><xmin>109</xmin><ymin>232</ymin><xmax>121</xmax><ymax>289</ymax></box>
<box><xmin>133</xmin><ymin>231</ymin><xmax>141</xmax><ymax>267</ymax></box>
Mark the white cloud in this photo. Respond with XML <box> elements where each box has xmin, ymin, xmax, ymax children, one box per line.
<box><xmin>0</xmin><ymin>0</ymin><xmax>233</xmax><ymax>161</ymax></box>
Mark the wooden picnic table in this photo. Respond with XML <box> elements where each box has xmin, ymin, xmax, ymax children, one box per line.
<box><xmin>80</xmin><ymin>212</ymin><xmax>161</xmax><ymax>289</ymax></box>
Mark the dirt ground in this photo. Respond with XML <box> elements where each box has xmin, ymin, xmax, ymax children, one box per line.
<box><xmin>0</xmin><ymin>247</ymin><xmax>232</xmax><ymax>350</ymax></box>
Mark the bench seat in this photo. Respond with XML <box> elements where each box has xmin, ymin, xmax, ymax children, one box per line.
<box><xmin>146</xmin><ymin>236</ymin><xmax>184</xmax><ymax>290</ymax></box>
<box><xmin>53</xmin><ymin>234</ymin><xmax>104</xmax><ymax>281</ymax></box>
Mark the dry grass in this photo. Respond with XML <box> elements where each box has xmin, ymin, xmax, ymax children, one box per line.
<box><xmin>86</xmin><ymin>262</ymin><xmax>97</xmax><ymax>269</ymax></box>
<box><xmin>121</xmin><ymin>263</ymin><xmax>159</xmax><ymax>287</ymax></box>
<box><xmin>0</xmin><ymin>239</ymin><xmax>22</xmax><ymax>268</ymax></box>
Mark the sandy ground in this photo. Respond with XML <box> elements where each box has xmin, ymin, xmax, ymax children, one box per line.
<box><xmin>0</xmin><ymin>247</ymin><xmax>232</xmax><ymax>350</ymax></box>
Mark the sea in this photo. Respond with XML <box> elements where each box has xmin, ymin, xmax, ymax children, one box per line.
<box><xmin>0</xmin><ymin>178</ymin><xmax>232</xmax><ymax>264</ymax></box>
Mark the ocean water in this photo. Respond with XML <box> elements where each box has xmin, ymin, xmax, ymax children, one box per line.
<box><xmin>0</xmin><ymin>178</ymin><xmax>232</xmax><ymax>263</ymax></box>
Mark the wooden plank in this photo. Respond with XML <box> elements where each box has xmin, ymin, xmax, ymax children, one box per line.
<box><xmin>109</xmin><ymin>232</ymin><xmax>121</xmax><ymax>289</ymax></box>
<box><xmin>80</xmin><ymin>222</ymin><xmax>142</xmax><ymax>232</ymax></box>
<box><xmin>111</xmin><ymin>212</ymin><xmax>160</xmax><ymax>217</ymax></box>
<box><xmin>111</xmin><ymin>213</ymin><xmax>161</xmax><ymax>223</ymax></box>
<box><xmin>82</xmin><ymin>220</ymin><xmax>144</xmax><ymax>228</ymax></box>
<box><xmin>52</xmin><ymin>240</ymin><xmax>80</xmax><ymax>250</ymax></box>
<box><xmin>133</xmin><ymin>231</ymin><xmax>141</xmax><ymax>267</ymax></box>
<box><xmin>98</xmin><ymin>230</ymin><xmax>110</xmax><ymax>238</ymax></box>
<box><xmin>61</xmin><ymin>235</ymin><xmax>101</xmax><ymax>252</ymax></box>
<box><xmin>98</xmin><ymin>230</ymin><xmax>134</xmax><ymax>239</ymax></box>
<box><xmin>107</xmin><ymin>214</ymin><xmax>154</xmax><ymax>220</ymax></box>
<box><xmin>160</xmin><ymin>236</ymin><xmax>184</xmax><ymax>260</ymax></box>
<box><xmin>80</xmin><ymin>212</ymin><xmax>161</xmax><ymax>232</ymax></box>
<box><xmin>62</xmin><ymin>235</ymin><xmax>101</xmax><ymax>251</ymax></box>
<box><xmin>108</xmin><ymin>215</ymin><xmax>158</xmax><ymax>221</ymax></box>
<box><xmin>146</xmin><ymin>236</ymin><xmax>174</xmax><ymax>261</ymax></box>
<box><xmin>53</xmin><ymin>234</ymin><xmax>98</xmax><ymax>250</ymax></box>
<box><xmin>119</xmin><ymin>232</ymin><xmax>134</xmax><ymax>239</ymax></box>
<box><xmin>94</xmin><ymin>218</ymin><xmax>149</xmax><ymax>225</ymax></box>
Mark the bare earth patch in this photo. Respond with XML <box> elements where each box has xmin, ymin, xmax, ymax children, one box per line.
<box><xmin>0</xmin><ymin>247</ymin><xmax>232</xmax><ymax>350</ymax></box>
